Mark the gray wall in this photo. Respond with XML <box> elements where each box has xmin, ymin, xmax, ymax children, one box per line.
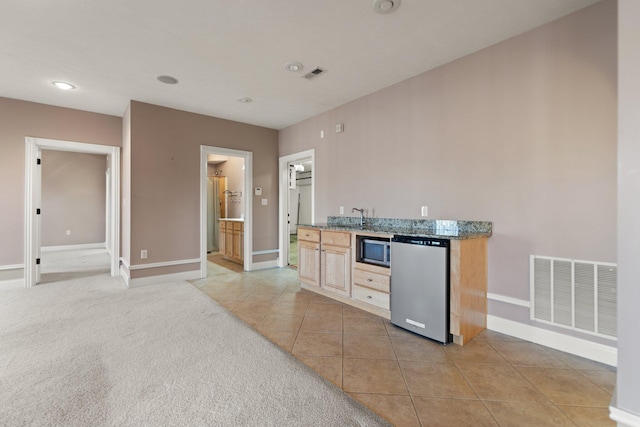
<box><xmin>279</xmin><ymin>1</ymin><xmax>617</xmax><ymax>344</ymax></box>
<box><xmin>0</xmin><ymin>97</ymin><xmax>122</xmax><ymax>267</ymax></box>
<box><xmin>617</xmin><ymin>0</ymin><xmax>640</xmax><ymax>418</ymax></box>
<box><xmin>124</xmin><ymin>101</ymin><xmax>279</xmax><ymax>278</ymax></box>
<box><xmin>41</xmin><ymin>150</ymin><xmax>107</xmax><ymax>246</ymax></box>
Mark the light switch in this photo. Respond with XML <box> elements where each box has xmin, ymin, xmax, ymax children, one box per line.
<box><xmin>262</xmin><ymin>198</ymin><xmax>268</xmax><ymax>206</ymax></box>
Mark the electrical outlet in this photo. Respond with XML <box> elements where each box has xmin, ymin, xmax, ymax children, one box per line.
<box><xmin>339</xmin><ymin>206</ymin><xmax>344</xmax><ymax>215</ymax></box>
<box><xmin>141</xmin><ymin>250</ymin><xmax>148</xmax><ymax>259</ymax></box>
<box><xmin>66</xmin><ymin>230</ymin><xmax>71</xmax><ymax>236</ymax></box>
<box><xmin>320</xmin><ymin>130</ymin><xmax>325</xmax><ymax>139</ymax></box>
<box><xmin>421</xmin><ymin>206</ymin><xmax>428</xmax><ymax>217</ymax></box>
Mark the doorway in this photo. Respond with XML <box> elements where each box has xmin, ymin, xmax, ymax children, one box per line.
<box><xmin>200</xmin><ymin>146</ymin><xmax>253</xmax><ymax>277</ymax></box>
<box><xmin>39</xmin><ymin>150</ymin><xmax>110</xmax><ymax>283</ymax></box>
<box><xmin>24</xmin><ymin>137</ymin><xmax>120</xmax><ymax>288</ymax></box>
<box><xmin>278</xmin><ymin>150</ymin><xmax>315</xmax><ymax>268</ymax></box>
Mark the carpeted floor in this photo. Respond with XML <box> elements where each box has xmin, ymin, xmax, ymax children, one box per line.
<box><xmin>0</xmin><ymin>275</ymin><xmax>390</xmax><ymax>426</ymax></box>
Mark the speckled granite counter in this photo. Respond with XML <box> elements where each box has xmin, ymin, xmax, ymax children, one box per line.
<box><xmin>299</xmin><ymin>217</ymin><xmax>491</xmax><ymax>240</ymax></box>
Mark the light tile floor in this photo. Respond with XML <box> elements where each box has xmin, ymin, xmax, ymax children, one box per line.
<box><xmin>191</xmin><ymin>255</ymin><xmax>616</xmax><ymax>427</ymax></box>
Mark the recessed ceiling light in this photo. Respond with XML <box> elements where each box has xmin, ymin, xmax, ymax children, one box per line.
<box><xmin>373</xmin><ymin>0</ymin><xmax>401</xmax><ymax>14</ymax></box>
<box><xmin>157</xmin><ymin>75</ymin><xmax>179</xmax><ymax>84</ymax></box>
<box><xmin>238</xmin><ymin>97</ymin><xmax>253</xmax><ymax>103</ymax></box>
<box><xmin>285</xmin><ymin>62</ymin><xmax>304</xmax><ymax>72</ymax></box>
<box><xmin>52</xmin><ymin>81</ymin><xmax>76</xmax><ymax>90</ymax></box>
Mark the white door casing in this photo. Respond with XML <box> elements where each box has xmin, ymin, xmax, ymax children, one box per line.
<box><xmin>24</xmin><ymin>137</ymin><xmax>120</xmax><ymax>287</ymax></box>
<box><xmin>199</xmin><ymin>145</ymin><xmax>253</xmax><ymax>276</ymax></box>
<box><xmin>278</xmin><ymin>149</ymin><xmax>315</xmax><ymax>268</ymax></box>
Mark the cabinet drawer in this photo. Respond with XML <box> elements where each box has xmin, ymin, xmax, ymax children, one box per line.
<box><xmin>219</xmin><ymin>220</ymin><xmax>227</xmax><ymax>230</ymax></box>
<box><xmin>353</xmin><ymin>268</ymin><xmax>390</xmax><ymax>293</ymax></box>
<box><xmin>353</xmin><ymin>284</ymin><xmax>390</xmax><ymax>310</ymax></box>
<box><xmin>321</xmin><ymin>230</ymin><xmax>351</xmax><ymax>247</ymax></box>
<box><xmin>298</xmin><ymin>227</ymin><xmax>320</xmax><ymax>243</ymax></box>
<box><xmin>233</xmin><ymin>221</ymin><xmax>243</xmax><ymax>231</ymax></box>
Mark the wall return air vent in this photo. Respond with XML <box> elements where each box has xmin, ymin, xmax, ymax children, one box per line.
<box><xmin>530</xmin><ymin>255</ymin><xmax>617</xmax><ymax>339</ymax></box>
<box><xmin>303</xmin><ymin>67</ymin><xmax>327</xmax><ymax>80</ymax></box>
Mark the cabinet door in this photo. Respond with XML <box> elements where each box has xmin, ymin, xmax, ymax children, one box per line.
<box><xmin>225</xmin><ymin>230</ymin><xmax>234</xmax><ymax>257</ymax></box>
<box><xmin>321</xmin><ymin>245</ymin><xmax>351</xmax><ymax>297</ymax></box>
<box><xmin>219</xmin><ymin>228</ymin><xmax>226</xmax><ymax>254</ymax></box>
<box><xmin>298</xmin><ymin>240</ymin><xmax>320</xmax><ymax>287</ymax></box>
<box><xmin>233</xmin><ymin>230</ymin><xmax>243</xmax><ymax>261</ymax></box>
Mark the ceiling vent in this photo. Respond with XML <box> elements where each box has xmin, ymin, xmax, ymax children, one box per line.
<box><xmin>303</xmin><ymin>67</ymin><xmax>327</xmax><ymax>80</ymax></box>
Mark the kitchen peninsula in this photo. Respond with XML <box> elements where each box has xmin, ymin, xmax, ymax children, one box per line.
<box><xmin>297</xmin><ymin>217</ymin><xmax>492</xmax><ymax>345</ymax></box>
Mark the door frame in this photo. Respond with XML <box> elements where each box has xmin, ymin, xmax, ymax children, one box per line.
<box><xmin>278</xmin><ymin>149</ymin><xmax>315</xmax><ymax>268</ymax></box>
<box><xmin>24</xmin><ymin>137</ymin><xmax>121</xmax><ymax>287</ymax></box>
<box><xmin>200</xmin><ymin>145</ymin><xmax>253</xmax><ymax>275</ymax></box>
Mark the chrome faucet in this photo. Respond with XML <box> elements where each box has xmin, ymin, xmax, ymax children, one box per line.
<box><xmin>352</xmin><ymin>208</ymin><xmax>365</xmax><ymax>228</ymax></box>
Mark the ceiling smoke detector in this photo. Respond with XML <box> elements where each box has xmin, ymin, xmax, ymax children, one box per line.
<box><xmin>373</xmin><ymin>0</ymin><xmax>401</xmax><ymax>14</ymax></box>
<box><xmin>157</xmin><ymin>75</ymin><xmax>179</xmax><ymax>84</ymax></box>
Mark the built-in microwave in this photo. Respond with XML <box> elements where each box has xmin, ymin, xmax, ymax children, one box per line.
<box><xmin>356</xmin><ymin>236</ymin><xmax>391</xmax><ymax>268</ymax></box>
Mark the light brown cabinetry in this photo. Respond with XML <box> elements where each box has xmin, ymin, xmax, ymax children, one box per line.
<box><xmin>297</xmin><ymin>226</ymin><xmax>489</xmax><ymax>345</ymax></box>
<box><xmin>298</xmin><ymin>229</ymin><xmax>320</xmax><ymax>288</ymax></box>
<box><xmin>353</xmin><ymin>262</ymin><xmax>391</xmax><ymax>310</ymax></box>
<box><xmin>298</xmin><ymin>227</ymin><xmax>351</xmax><ymax>297</ymax></box>
<box><xmin>219</xmin><ymin>220</ymin><xmax>244</xmax><ymax>265</ymax></box>
<box><xmin>449</xmin><ymin>237</ymin><xmax>488</xmax><ymax>345</ymax></box>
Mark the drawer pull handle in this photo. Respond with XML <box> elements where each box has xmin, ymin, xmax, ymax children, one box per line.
<box><xmin>367</xmin><ymin>278</ymin><xmax>373</xmax><ymax>282</ymax></box>
<box><xmin>367</xmin><ymin>295</ymin><xmax>373</xmax><ymax>299</ymax></box>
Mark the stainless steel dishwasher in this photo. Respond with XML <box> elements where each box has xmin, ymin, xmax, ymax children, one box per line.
<box><xmin>390</xmin><ymin>235</ymin><xmax>451</xmax><ymax>344</ymax></box>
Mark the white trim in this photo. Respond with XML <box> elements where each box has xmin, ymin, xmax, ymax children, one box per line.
<box><xmin>200</xmin><ymin>146</ymin><xmax>253</xmax><ymax>277</ymax></box>
<box><xmin>0</xmin><ymin>264</ymin><xmax>24</xmax><ymax>271</ymax></box>
<box><xmin>119</xmin><ymin>266</ymin><xmax>130</xmax><ymax>288</ymax></box>
<box><xmin>610</xmin><ymin>406</ymin><xmax>640</xmax><ymax>427</ymax></box>
<box><xmin>487</xmin><ymin>315</ymin><xmax>617</xmax><ymax>367</ymax></box>
<box><xmin>129</xmin><ymin>258</ymin><xmax>201</xmax><ymax>271</ymax></box>
<box><xmin>24</xmin><ymin>137</ymin><xmax>120</xmax><ymax>287</ymax></box>
<box><xmin>251</xmin><ymin>260</ymin><xmax>280</xmax><ymax>270</ymax></box>
<box><xmin>253</xmin><ymin>249</ymin><xmax>279</xmax><ymax>255</ymax></box>
<box><xmin>0</xmin><ymin>279</ymin><xmax>25</xmax><ymax>289</ymax></box>
<box><xmin>487</xmin><ymin>292</ymin><xmax>531</xmax><ymax>308</ymax></box>
<box><xmin>279</xmin><ymin>150</ymin><xmax>315</xmax><ymax>268</ymax></box>
<box><xmin>127</xmin><ymin>269</ymin><xmax>201</xmax><ymax>288</ymax></box>
<box><xmin>42</xmin><ymin>242</ymin><xmax>106</xmax><ymax>252</ymax></box>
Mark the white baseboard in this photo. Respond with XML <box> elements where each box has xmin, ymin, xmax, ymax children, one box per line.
<box><xmin>487</xmin><ymin>292</ymin><xmax>530</xmax><ymax>308</ymax></box>
<box><xmin>42</xmin><ymin>242</ymin><xmax>106</xmax><ymax>252</ymax></box>
<box><xmin>251</xmin><ymin>260</ymin><xmax>279</xmax><ymax>270</ymax></box>
<box><xmin>0</xmin><ymin>263</ymin><xmax>24</xmax><ymax>271</ymax></box>
<box><xmin>610</xmin><ymin>405</ymin><xmax>640</xmax><ymax>427</ymax></box>
<box><xmin>0</xmin><ymin>279</ymin><xmax>25</xmax><ymax>289</ymax></box>
<box><xmin>487</xmin><ymin>315</ymin><xmax>617</xmax><ymax>367</ymax></box>
<box><xmin>123</xmin><ymin>269</ymin><xmax>201</xmax><ymax>288</ymax></box>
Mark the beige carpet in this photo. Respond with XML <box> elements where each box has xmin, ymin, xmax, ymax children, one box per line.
<box><xmin>0</xmin><ymin>276</ymin><xmax>389</xmax><ymax>426</ymax></box>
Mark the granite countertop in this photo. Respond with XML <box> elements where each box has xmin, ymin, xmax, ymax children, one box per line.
<box><xmin>298</xmin><ymin>217</ymin><xmax>492</xmax><ymax>240</ymax></box>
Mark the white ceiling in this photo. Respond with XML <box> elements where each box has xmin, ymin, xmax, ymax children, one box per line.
<box><xmin>1</xmin><ymin>0</ymin><xmax>601</xmax><ymax>130</ymax></box>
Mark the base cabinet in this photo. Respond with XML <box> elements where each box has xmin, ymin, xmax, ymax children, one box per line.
<box><xmin>352</xmin><ymin>262</ymin><xmax>391</xmax><ymax>310</ymax></box>
<box><xmin>298</xmin><ymin>227</ymin><xmax>351</xmax><ymax>297</ymax></box>
<box><xmin>219</xmin><ymin>220</ymin><xmax>244</xmax><ymax>265</ymax></box>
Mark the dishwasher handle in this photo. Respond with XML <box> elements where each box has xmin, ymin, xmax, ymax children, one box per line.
<box><xmin>392</xmin><ymin>235</ymin><xmax>449</xmax><ymax>247</ymax></box>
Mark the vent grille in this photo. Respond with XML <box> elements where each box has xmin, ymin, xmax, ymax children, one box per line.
<box><xmin>303</xmin><ymin>67</ymin><xmax>327</xmax><ymax>80</ymax></box>
<box><xmin>530</xmin><ymin>255</ymin><xmax>617</xmax><ymax>339</ymax></box>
